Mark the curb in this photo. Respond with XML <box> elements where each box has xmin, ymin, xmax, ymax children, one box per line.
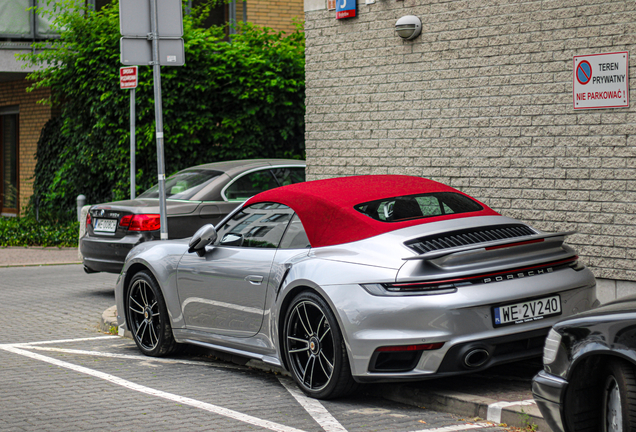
<box><xmin>101</xmin><ymin>306</ymin><xmax>547</xmax><ymax>431</ymax></box>
<box><xmin>0</xmin><ymin>261</ymin><xmax>82</xmax><ymax>268</ymax></box>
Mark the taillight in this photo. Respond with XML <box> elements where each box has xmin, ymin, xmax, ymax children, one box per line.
<box><xmin>86</xmin><ymin>212</ymin><xmax>92</xmax><ymax>226</ymax></box>
<box><xmin>375</xmin><ymin>343</ymin><xmax>444</xmax><ymax>353</ymax></box>
<box><xmin>127</xmin><ymin>214</ymin><xmax>161</xmax><ymax>231</ymax></box>
<box><xmin>119</xmin><ymin>215</ymin><xmax>133</xmax><ymax>228</ymax></box>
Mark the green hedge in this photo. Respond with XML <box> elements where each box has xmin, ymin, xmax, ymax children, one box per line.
<box><xmin>0</xmin><ymin>217</ymin><xmax>79</xmax><ymax>247</ymax></box>
<box><xmin>21</xmin><ymin>0</ymin><xmax>306</xmax><ymax>222</ymax></box>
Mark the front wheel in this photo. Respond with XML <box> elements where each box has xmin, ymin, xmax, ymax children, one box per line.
<box><xmin>126</xmin><ymin>270</ymin><xmax>177</xmax><ymax>357</ymax></box>
<box><xmin>283</xmin><ymin>291</ymin><xmax>358</xmax><ymax>399</ymax></box>
<box><xmin>602</xmin><ymin>360</ymin><xmax>636</xmax><ymax>432</ymax></box>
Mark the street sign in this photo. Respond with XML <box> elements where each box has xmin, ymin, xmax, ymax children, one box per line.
<box><xmin>120</xmin><ymin>0</ymin><xmax>183</xmax><ymax>37</ymax></box>
<box><xmin>120</xmin><ymin>66</ymin><xmax>138</xmax><ymax>89</ymax></box>
<box><xmin>336</xmin><ymin>0</ymin><xmax>356</xmax><ymax>19</ymax></box>
<box><xmin>120</xmin><ymin>38</ymin><xmax>185</xmax><ymax>66</ymax></box>
<box><xmin>573</xmin><ymin>52</ymin><xmax>629</xmax><ymax>110</ymax></box>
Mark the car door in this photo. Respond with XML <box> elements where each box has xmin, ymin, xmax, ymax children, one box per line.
<box><xmin>176</xmin><ymin>203</ymin><xmax>295</xmax><ymax>337</ymax></box>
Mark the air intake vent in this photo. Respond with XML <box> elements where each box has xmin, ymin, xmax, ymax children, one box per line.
<box><xmin>405</xmin><ymin>224</ymin><xmax>537</xmax><ymax>254</ymax></box>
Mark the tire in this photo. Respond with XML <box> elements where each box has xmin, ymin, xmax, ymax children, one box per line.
<box><xmin>125</xmin><ymin>271</ymin><xmax>177</xmax><ymax>357</ymax></box>
<box><xmin>283</xmin><ymin>291</ymin><xmax>358</xmax><ymax>399</ymax></box>
<box><xmin>602</xmin><ymin>359</ymin><xmax>636</xmax><ymax>432</ymax></box>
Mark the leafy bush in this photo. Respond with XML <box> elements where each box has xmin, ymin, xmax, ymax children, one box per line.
<box><xmin>22</xmin><ymin>0</ymin><xmax>305</xmax><ymax>221</ymax></box>
<box><xmin>0</xmin><ymin>217</ymin><xmax>79</xmax><ymax>247</ymax></box>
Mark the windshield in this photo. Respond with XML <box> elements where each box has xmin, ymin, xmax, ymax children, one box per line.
<box><xmin>354</xmin><ymin>192</ymin><xmax>483</xmax><ymax>222</ymax></box>
<box><xmin>138</xmin><ymin>169</ymin><xmax>223</xmax><ymax>200</ymax></box>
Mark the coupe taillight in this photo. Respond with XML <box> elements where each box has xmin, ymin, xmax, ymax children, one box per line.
<box><xmin>86</xmin><ymin>213</ymin><xmax>92</xmax><ymax>226</ymax></box>
<box><xmin>120</xmin><ymin>214</ymin><xmax>161</xmax><ymax>231</ymax></box>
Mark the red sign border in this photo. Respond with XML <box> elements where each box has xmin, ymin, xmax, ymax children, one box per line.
<box><xmin>573</xmin><ymin>51</ymin><xmax>629</xmax><ymax>110</ymax></box>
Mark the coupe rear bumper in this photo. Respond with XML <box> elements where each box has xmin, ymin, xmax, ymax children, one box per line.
<box><xmin>80</xmin><ymin>233</ymin><xmax>144</xmax><ymax>273</ymax></box>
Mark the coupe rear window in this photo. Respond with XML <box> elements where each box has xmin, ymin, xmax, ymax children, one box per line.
<box><xmin>138</xmin><ymin>169</ymin><xmax>223</xmax><ymax>200</ymax></box>
<box><xmin>354</xmin><ymin>192</ymin><xmax>483</xmax><ymax>222</ymax></box>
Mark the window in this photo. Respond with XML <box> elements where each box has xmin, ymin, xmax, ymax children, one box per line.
<box><xmin>1</xmin><ymin>113</ymin><xmax>18</xmax><ymax>214</ymax></box>
<box><xmin>138</xmin><ymin>169</ymin><xmax>222</xmax><ymax>200</ymax></box>
<box><xmin>354</xmin><ymin>192</ymin><xmax>483</xmax><ymax>223</ymax></box>
<box><xmin>216</xmin><ymin>203</ymin><xmax>294</xmax><ymax>248</ymax></box>
<box><xmin>224</xmin><ymin>170</ymin><xmax>280</xmax><ymax>201</ymax></box>
<box><xmin>279</xmin><ymin>214</ymin><xmax>310</xmax><ymax>249</ymax></box>
<box><xmin>271</xmin><ymin>167</ymin><xmax>305</xmax><ymax>186</ymax></box>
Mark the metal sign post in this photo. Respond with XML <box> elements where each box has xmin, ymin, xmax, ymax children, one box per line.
<box><xmin>149</xmin><ymin>0</ymin><xmax>168</xmax><ymax>240</ymax></box>
<box><xmin>120</xmin><ymin>66</ymin><xmax>138</xmax><ymax>200</ymax></box>
<box><xmin>119</xmin><ymin>0</ymin><xmax>184</xmax><ymax>240</ymax></box>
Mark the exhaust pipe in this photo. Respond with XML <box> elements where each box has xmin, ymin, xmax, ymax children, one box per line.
<box><xmin>463</xmin><ymin>348</ymin><xmax>490</xmax><ymax>368</ymax></box>
<box><xmin>83</xmin><ymin>265</ymin><xmax>99</xmax><ymax>274</ymax></box>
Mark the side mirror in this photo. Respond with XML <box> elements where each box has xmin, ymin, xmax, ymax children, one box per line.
<box><xmin>188</xmin><ymin>224</ymin><xmax>218</xmax><ymax>257</ymax></box>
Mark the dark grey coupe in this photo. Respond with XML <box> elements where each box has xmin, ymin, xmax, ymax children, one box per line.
<box><xmin>80</xmin><ymin>159</ymin><xmax>305</xmax><ymax>273</ymax></box>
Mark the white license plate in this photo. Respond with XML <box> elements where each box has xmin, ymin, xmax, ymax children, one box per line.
<box><xmin>94</xmin><ymin>218</ymin><xmax>118</xmax><ymax>233</ymax></box>
<box><xmin>493</xmin><ymin>295</ymin><xmax>561</xmax><ymax>327</ymax></box>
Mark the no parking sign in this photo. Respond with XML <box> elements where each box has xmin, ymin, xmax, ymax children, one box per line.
<box><xmin>573</xmin><ymin>52</ymin><xmax>629</xmax><ymax>109</ymax></box>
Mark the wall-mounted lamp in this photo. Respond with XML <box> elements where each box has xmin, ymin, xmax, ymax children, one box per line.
<box><xmin>395</xmin><ymin>15</ymin><xmax>422</xmax><ymax>40</ymax></box>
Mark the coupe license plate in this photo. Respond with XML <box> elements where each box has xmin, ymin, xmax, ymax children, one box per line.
<box><xmin>493</xmin><ymin>295</ymin><xmax>561</xmax><ymax>327</ymax></box>
<box><xmin>94</xmin><ymin>218</ymin><xmax>117</xmax><ymax>233</ymax></box>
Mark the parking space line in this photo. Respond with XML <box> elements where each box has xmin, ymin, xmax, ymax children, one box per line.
<box><xmin>22</xmin><ymin>346</ymin><xmax>244</xmax><ymax>369</ymax></box>
<box><xmin>278</xmin><ymin>377</ymin><xmax>347</xmax><ymax>432</ymax></box>
<box><xmin>0</xmin><ymin>344</ymin><xmax>307</xmax><ymax>432</ymax></box>
<box><xmin>1</xmin><ymin>336</ymin><xmax>117</xmax><ymax>348</ymax></box>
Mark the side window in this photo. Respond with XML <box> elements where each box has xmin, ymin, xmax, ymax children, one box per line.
<box><xmin>279</xmin><ymin>214</ymin><xmax>310</xmax><ymax>249</ymax></box>
<box><xmin>224</xmin><ymin>169</ymin><xmax>279</xmax><ymax>201</ymax></box>
<box><xmin>271</xmin><ymin>167</ymin><xmax>305</xmax><ymax>186</ymax></box>
<box><xmin>216</xmin><ymin>203</ymin><xmax>293</xmax><ymax>248</ymax></box>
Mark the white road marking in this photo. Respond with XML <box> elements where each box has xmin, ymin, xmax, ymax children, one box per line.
<box><xmin>278</xmin><ymin>377</ymin><xmax>348</xmax><ymax>432</ymax></box>
<box><xmin>2</xmin><ymin>336</ymin><xmax>117</xmax><ymax>347</ymax></box>
<box><xmin>0</xmin><ymin>344</ymin><xmax>307</xmax><ymax>432</ymax></box>
<box><xmin>486</xmin><ymin>400</ymin><xmax>536</xmax><ymax>424</ymax></box>
<box><xmin>21</xmin><ymin>346</ymin><xmax>244</xmax><ymax>370</ymax></box>
<box><xmin>410</xmin><ymin>423</ymin><xmax>492</xmax><ymax>431</ymax></box>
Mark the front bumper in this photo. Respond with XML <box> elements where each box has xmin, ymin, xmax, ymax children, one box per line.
<box><xmin>532</xmin><ymin>370</ymin><xmax>568</xmax><ymax>432</ymax></box>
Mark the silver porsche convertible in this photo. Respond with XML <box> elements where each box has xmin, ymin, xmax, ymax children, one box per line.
<box><xmin>115</xmin><ymin>175</ymin><xmax>598</xmax><ymax>399</ymax></box>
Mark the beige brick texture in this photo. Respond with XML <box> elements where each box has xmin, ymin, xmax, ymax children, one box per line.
<box><xmin>0</xmin><ymin>80</ymin><xmax>53</xmax><ymax>215</ymax></box>
<box><xmin>247</xmin><ymin>0</ymin><xmax>304</xmax><ymax>34</ymax></box>
<box><xmin>304</xmin><ymin>0</ymin><xmax>636</xmax><ymax>282</ymax></box>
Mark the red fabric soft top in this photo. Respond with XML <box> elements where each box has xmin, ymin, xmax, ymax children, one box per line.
<box><xmin>245</xmin><ymin>175</ymin><xmax>499</xmax><ymax>248</ymax></box>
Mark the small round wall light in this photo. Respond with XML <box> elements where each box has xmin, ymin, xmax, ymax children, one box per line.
<box><xmin>395</xmin><ymin>15</ymin><xmax>422</xmax><ymax>40</ymax></box>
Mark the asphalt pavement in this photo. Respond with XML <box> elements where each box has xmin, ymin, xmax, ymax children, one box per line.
<box><xmin>1</xmin><ymin>246</ymin><xmax>550</xmax><ymax>431</ymax></box>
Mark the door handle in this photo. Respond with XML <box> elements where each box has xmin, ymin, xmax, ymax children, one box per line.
<box><xmin>245</xmin><ymin>275</ymin><xmax>264</xmax><ymax>285</ymax></box>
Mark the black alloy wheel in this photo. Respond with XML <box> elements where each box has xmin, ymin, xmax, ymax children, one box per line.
<box><xmin>126</xmin><ymin>271</ymin><xmax>177</xmax><ymax>357</ymax></box>
<box><xmin>283</xmin><ymin>291</ymin><xmax>357</xmax><ymax>399</ymax></box>
<box><xmin>602</xmin><ymin>360</ymin><xmax>636</xmax><ymax>432</ymax></box>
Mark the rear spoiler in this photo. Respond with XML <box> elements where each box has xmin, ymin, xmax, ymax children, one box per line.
<box><xmin>402</xmin><ymin>231</ymin><xmax>577</xmax><ymax>261</ymax></box>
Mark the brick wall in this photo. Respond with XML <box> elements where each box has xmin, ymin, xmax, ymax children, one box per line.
<box><xmin>304</xmin><ymin>0</ymin><xmax>636</xmax><ymax>282</ymax></box>
<box><xmin>0</xmin><ymin>79</ymin><xmax>53</xmax><ymax>215</ymax></box>
<box><xmin>247</xmin><ymin>0</ymin><xmax>304</xmax><ymax>34</ymax></box>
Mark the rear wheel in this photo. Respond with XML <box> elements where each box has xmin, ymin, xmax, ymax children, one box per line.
<box><xmin>283</xmin><ymin>291</ymin><xmax>357</xmax><ymax>399</ymax></box>
<box><xmin>126</xmin><ymin>271</ymin><xmax>177</xmax><ymax>357</ymax></box>
<box><xmin>602</xmin><ymin>360</ymin><xmax>636</xmax><ymax>432</ymax></box>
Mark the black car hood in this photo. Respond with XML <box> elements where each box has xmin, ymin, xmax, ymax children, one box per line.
<box><xmin>91</xmin><ymin>199</ymin><xmax>200</xmax><ymax>215</ymax></box>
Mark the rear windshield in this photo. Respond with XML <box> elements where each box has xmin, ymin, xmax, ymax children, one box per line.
<box><xmin>138</xmin><ymin>169</ymin><xmax>223</xmax><ymax>200</ymax></box>
<box><xmin>354</xmin><ymin>192</ymin><xmax>483</xmax><ymax>222</ymax></box>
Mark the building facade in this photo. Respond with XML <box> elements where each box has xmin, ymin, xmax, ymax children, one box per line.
<box><xmin>303</xmin><ymin>0</ymin><xmax>636</xmax><ymax>300</ymax></box>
